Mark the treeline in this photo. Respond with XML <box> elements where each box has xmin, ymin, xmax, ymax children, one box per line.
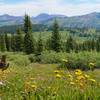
<box><xmin>0</xmin><ymin>14</ymin><xmax>100</xmax><ymax>54</ymax></box>
<box><xmin>0</xmin><ymin>24</ymin><xmax>47</xmax><ymax>33</ymax></box>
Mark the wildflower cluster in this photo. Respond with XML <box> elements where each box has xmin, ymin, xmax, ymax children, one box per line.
<box><xmin>54</xmin><ymin>70</ymin><xmax>62</xmax><ymax>79</ymax></box>
<box><xmin>68</xmin><ymin>69</ymin><xmax>98</xmax><ymax>90</ymax></box>
<box><xmin>54</xmin><ymin>69</ymin><xmax>99</xmax><ymax>92</ymax></box>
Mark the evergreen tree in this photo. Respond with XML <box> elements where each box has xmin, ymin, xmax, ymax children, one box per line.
<box><xmin>66</xmin><ymin>36</ymin><xmax>75</xmax><ymax>53</ymax></box>
<box><xmin>0</xmin><ymin>34</ymin><xmax>6</xmax><ymax>52</ymax></box>
<box><xmin>45</xmin><ymin>38</ymin><xmax>51</xmax><ymax>50</ymax></box>
<box><xmin>23</xmin><ymin>14</ymin><xmax>35</xmax><ymax>54</ymax></box>
<box><xmin>24</xmin><ymin>14</ymin><xmax>32</xmax><ymax>33</ymax></box>
<box><xmin>91</xmin><ymin>38</ymin><xmax>96</xmax><ymax>50</ymax></box>
<box><xmin>11</xmin><ymin>34</ymin><xmax>16</xmax><ymax>52</ymax></box>
<box><xmin>24</xmin><ymin>31</ymin><xmax>35</xmax><ymax>54</ymax></box>
<box><xmin>15</xmin><ymin>28</ymin><xmax>24</xmax><ymax>51</ymax></box>
<box><xmin>96</xmin><ymin>36</ymin><xmax>100</xmax><ymax>52</ymax></box>
<box><xmin>51</xmin><ymin>20</ymin><xmax>61</xmax><ymax>52</ymax></box>
<box><xmin>36</xmin><ymin>33</ymin><xmax>43</xmax><ymax>55</ymax></box>
<box><xmin>5</xmin><ymin>33</ymin><xmax>11</xmax><ymax>51</ymax></box>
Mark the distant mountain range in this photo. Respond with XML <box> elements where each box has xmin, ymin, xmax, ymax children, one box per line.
<box><xmin>0</xmin><ymin>12</ymin><xmax>100</xmax><ymax>29</ymax></box>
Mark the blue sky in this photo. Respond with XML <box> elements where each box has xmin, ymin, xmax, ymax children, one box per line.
<box><xmin>0</xmin><ymin>0</ymin><xmax>100</xmax><ymax>16</ymax></box>
<box><xmin>2</xmin><ymin>0</ymin><xmax>100</xmax><ymax>4</ymax></box>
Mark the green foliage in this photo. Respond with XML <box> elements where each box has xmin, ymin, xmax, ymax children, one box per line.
<box><xmin>23</xmin><ymin>14</ymin><xmax>35</xmax><ymax>54</ymax></box>
<box><xmin>36</xmin><ymin>33</ymin><xmax>44</xmax><ymax>55</ymax></box>
<box><xmin>24</xmin><ymin>14</ymin><xmax>32</xmax><ymax>33</ymax></box>
<box><xmin>66</xmin><ymin>36</ymin><xmax>75</xmax><ymax>53</ymax></box>
<box><xmin>0</xmin><ymin>24</ymin><xmax>47</xmax><ymax>33</ymax></box>
<box><xmin>39</xmin><ymin>51</ymin><xmax>67</xmax><ymax>63</ymax></box>
<box><xmin>28</xmin><ymin>54</ymin><xmax>36</xmax><ymax>63</ymax></box>
<box><xmin>11</xmin><ymin>34</ymin><xmax>16</xmax><ymax>52</ymax></box>
<box><xmin>60</xmin><ymin>52</ymin><xmax>100</xmax><ymax>70</ymax></box>
<box><xmin>15</xmin><ymin>28</ymin><xmax>24</xmax><ymax>51</ymax></box>
<box><xmin>5</xmin><ymin>33</ymin><xmax>11</xmax><ymax>51</ymax></box>
<box><xmin>27</xmin><ymin>51</ymin><xmax>100</xmax><ymax>70</ymax></box>
<box><xmin>6</xmin><ymin>52</ymin><xmax>30</xmax><ymax>66</ymax></box>
<box><xmin>24</xmin><ymin>31</ymin><xmax>35</xmax><ymax>54</ymax></box>
<box><xmin>51</xmin><ymin>20</ymin><xmax>61</xmax><ymax>52</ymax></box>
<box><xmin>96</xmin><ymin>36</ymin><xmax>100</xmax><ymax>52</ymax></box>
<box><xmin>0</xmin><ymin>34</ymin><xmax>6</xmax><ymax>52</ymax></box>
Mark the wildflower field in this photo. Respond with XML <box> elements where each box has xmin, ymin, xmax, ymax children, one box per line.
<box><xmin>0</xmin><ymin>61</ymin><xmax>100</xmax><ymax>100</ymax></box>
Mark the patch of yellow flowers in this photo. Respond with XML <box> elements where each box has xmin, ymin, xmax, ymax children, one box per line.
<box><xmin>54</xmin><ymin>69</ymin><xmax>98</xmax><ymax>91</ymax></box>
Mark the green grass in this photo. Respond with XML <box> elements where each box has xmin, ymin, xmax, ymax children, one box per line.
<box><xmin>0</xmin><ymin>62</ymin><xmax>100</xmax><ymax>100</ymax></box>
<box><xmin>0</xmin><ymin>52</ymin><xmax>100</xmax><ymax>99</ymax></box>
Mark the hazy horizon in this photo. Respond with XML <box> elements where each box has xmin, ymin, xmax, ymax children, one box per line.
<box><xmin>0</xmin><ymin>12</ymin><xmax>100</xmax><ymax>17</ymax></box>
<box><xmin>0</xmin><ymin>0</ymin><xmax>100</xmax><ymax>16</ymax></box>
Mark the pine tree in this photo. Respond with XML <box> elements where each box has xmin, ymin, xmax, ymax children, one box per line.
<box><xmin>36</xmin><ymin>33</ymin><xmax>43</xmax><ymax>55</ymax></box>
<box><xmin>91</xmin><ymin>38</ymin><xmax>96</xmax><ymax>51</ymax></box>
<box><xmin>51</xmin><ymin>20</ymin><xmax>61</xmax><ymax>52</ymax></box>
<box><xmin>23</xmin><ymin>14</ymin><xmax>35</xmax><ymax>54</ymax></box>
<box><xmin>24</xmin><ymin>14</ymin><xmax>32</xmax><ymax>33</ymax></box>
<box><xmin>0</xmin><ymin>34</ymin><xmax>6</xmax><ymax>52</ymax></box>
<box><xmin>24</xmin><ymin>31</ymin><xmax>35</xmax><ymax>54</ymax></box>
<box><xmin>11</xmin><ymin>34</ymin><xmax>16</xmax><ymax>52</ymax></box>
<box><xmin>96</xmin><ymin>36</ymin><xmax>100</xmax><ymax>52</ymax></box>
<box><xmin>45</xmin><ymin>38</ymin><xmax>51</xmax><ymax>50</ymax></box>
<box><xmin>66</xmin><ymin>36</ymin><xmax>75</xmax><ymax>53</ymax></box>
<box><xmin>15</xmin><ymin>28</ymin><xmax>24</xmax><ymax>51</ymax></box>
<box><xmin>5</xmin><ymin>33</ymin><xmax>11</xmax><ymax>51</ymax></box>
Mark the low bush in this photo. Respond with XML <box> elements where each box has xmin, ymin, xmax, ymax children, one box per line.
<box><xmin>28</xmin><ymin>54</ymin><xmax>36</xmax><ymax>63</ymax></box>
<box><xmin>40</xmin><ymin>51</ymin><xmax>67</xmax><ymax>63</ymax></box>
<box><xmin>5</xmin><ymin>52</ymin><xmax>30</xmax><ymax>66</ymax></box>
<box><xmin>35</xmin><ymin>51</ymin><xmax>100</xmax><ymax>70</ymax></box>
<box><xmin>1</xmin><ymin>51</ymin><xmax>100</xmax><ymax>70</ymax></box>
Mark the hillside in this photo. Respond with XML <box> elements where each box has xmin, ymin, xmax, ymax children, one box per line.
<box><xmin>0</xmin><ymin>12</ymin><xmax>100</xmax><ymax>29</ymax></box>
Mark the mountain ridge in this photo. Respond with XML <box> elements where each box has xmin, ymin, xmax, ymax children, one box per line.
<box><xmin>0</xmin><ymin>12</ymin><xmax>100</xmax><ymax>29</ymax></box>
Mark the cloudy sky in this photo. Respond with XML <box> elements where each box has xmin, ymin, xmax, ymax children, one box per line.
<box><xmin>0</xmin><ymin>0</ymin><xmax>100</xmax><ymax>16</ymax></box>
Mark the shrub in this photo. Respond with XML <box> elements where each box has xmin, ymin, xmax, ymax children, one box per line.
<box><xmin>60</xmin><ymin>51</ymin><xmax>100</xmax><ymax>70</ymax></box>
<box><xmin>5</xmin><ymin>52</ymin><xmax>30</xmax><ymax>66</ymax></box>
<box><xmin>40</xmin><ymin>51</ymin><xmax>67</xmax><ymax>63</ymax></box>
<box><xmin>28</xmin><ymin>54</ymin><xmax>36</xmax><ymax>63</ymax></box>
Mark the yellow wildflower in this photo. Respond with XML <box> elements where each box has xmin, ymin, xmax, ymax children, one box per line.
<box><xmin>70</xmin><ymin>82</ymin><xmax>75</xmax><ymax>85</ymax></box>
<box><xmin>55</xmin><ymin>74</ymin><xmax>61</xmax><ymax>78</ymax></box>
<box><xmin>54</xmin><ymin>70</ymin><xmax>60</xmax><ymax>74</ymax></box>
<box><xmin>77</xmin><ymin>75</ymin><xmax>85</xmax><ymax>80</ymax></box>
<box><xmin>84</xmin><ymin>74</ymin><xmax>90</xmax><ymax>79</ymax></box>
<box><xmin>67</xmin><ymin>74</ymin><xmax>72</xmax><ymax>78</ymax></box>
<box><xmin>31</xmin><ymin>84</ymin><xmax>37</xmax><ymax>90</ymax></box>
<box><xmin>75</xmin><ymin>69</ymin><xmax>82</xmax><ymax>76</ymax></box>
<box><xmin>89</xmin><ymin>79</ymin><xmax>96</xmax><ymax>83</ymax></box>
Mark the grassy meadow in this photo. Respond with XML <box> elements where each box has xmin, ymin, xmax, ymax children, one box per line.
<box><xmin>0</xmin><ymin>52</ymin><xmax>100</xmax><ymax>100</ymax></box>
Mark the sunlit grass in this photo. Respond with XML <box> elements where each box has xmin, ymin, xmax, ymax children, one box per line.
<box><xmin>0</xmin><ymin>63</ymin><xmax>100</xmax><ymax>100</ymax></box>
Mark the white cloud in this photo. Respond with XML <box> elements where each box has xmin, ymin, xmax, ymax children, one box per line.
<box><xmin>0</xmin><ymin>0</ymin><xmax>100</xmax><ymax>16</ymax></box>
